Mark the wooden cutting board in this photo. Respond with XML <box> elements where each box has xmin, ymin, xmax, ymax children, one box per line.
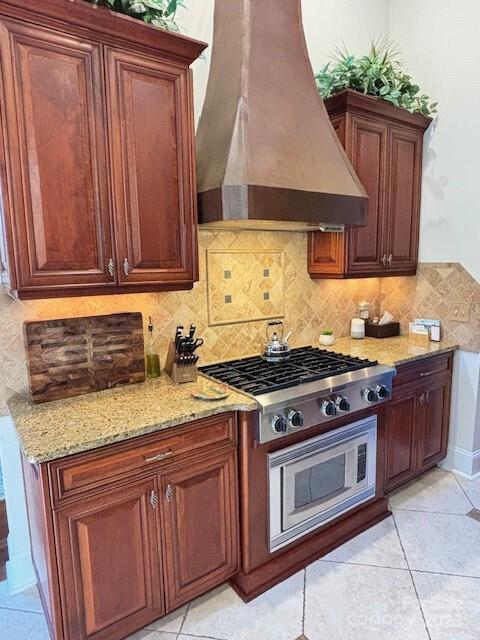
<box><xmin>24</xmin><ymin>312</ymin><xmax>145</xmax><ymax>403</ymax></box>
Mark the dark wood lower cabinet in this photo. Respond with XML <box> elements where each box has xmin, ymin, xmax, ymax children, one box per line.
<box><xmin>385</xmin><ymin>387</ymin><xmax>419</xmax><ymax>491</ymax></box>
<box><xmin>56</xmin><ymin>478</ymin><xmax>164</xmax><ymax>640</ymax></box>
<box><xmin>161</xmin><ymin>450</ymin><xmax>239</xmax><ymax>611</ymax></box>
<box><xmin>385</xmin><ymin>353</ymin><xmax>453</xmax><ymax>493</ymax></box>
<box><xmin>22</xmin><ymin>412</ymin><xmax>239</xmax><ymax>640</ymax></box>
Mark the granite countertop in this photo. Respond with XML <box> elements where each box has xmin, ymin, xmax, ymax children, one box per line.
<box><xmin>8</xmin><ymin>375</ymin><xmax>258</xmax><ymax>464</ymax></box>
<box><xmin>324</xmin><ymin>335</ymin><xmax>458</xmax><ymax>367</ymax></box>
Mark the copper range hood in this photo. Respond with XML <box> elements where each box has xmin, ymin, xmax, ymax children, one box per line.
<box><xmin>195</xmin><ymin>0</ymin><xmax>368</xmax><ymax>232</ymax></box>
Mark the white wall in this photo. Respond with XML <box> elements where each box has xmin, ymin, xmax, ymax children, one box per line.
<box><xmin>389</xmin><ymin>0</ymin><xmax>480</xmax><ymax>282</ymax></box>
<box><xmin>179</xmin><ymin>0</ymin><xmax>389</xmax><ymax>124</ymax></box>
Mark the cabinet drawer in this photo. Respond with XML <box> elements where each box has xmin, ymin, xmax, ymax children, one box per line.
<box><xmin>393</xmin><ymin>352</ymin><xmax>453</xmax><ymax>388</ymax></box>
<box><xmin>49</xmin><ymin>412</ymin><xmax>236</xmax><ymax>504</ymax></box>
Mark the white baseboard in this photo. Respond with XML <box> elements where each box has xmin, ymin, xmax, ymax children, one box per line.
<box><xmin>440</xmin><ymin>445</ymin><xmax>480</xmax><ymax>479</ymax></box>
<box><xmin>6</xmin><ymin>550</ymin><xmax>36</xmax><ymax>595</ymax></box>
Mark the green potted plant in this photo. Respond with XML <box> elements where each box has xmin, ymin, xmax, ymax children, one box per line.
<box><xmin>319</xmin><ymin>329</ymin><xmax>335</xmax><ymax>347</ymax></box>
<box><xmin>85</xmin><ymin>0</ymin><xmax>185</xmax><ymax>31</ymax></box>
<box><xmin>315</xmin><ymin>37</ymin><xmax>437</xmax><ymax>116</ymax></box>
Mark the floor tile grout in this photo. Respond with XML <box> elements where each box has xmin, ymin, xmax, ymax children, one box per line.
<box><xmin>390</xmin><ymin>506</ymin><xmax>472</xmax><ymax>516</ymax></box>
<box><xmin>177</xmin><ymin>602</ymin><xmax>191</xmax><ymax>638</ymax></box>
<box><xmin>392</xmin><ymin>510</ymin><xmax>432</xmax><ymax>640</ymax></box>
<box><xmin>319</xmin><ymin>557</ymin><xmax>410</xmax><ymax>572</ymax></box>
<box><xmin>0</xmin><ymin>604</ymin><xmax>45</xmax><ymax>615</ymax></box>
<box><xmin>452</xmin><ymin>472</ymin><xmax>476</xmax><ymax>509</ymax></box>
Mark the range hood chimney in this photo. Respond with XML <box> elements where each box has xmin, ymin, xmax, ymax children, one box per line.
<box><xmin>196</xmin><ymin>0</ymin><xmax>368</xmax><ymax>232</ymax></box>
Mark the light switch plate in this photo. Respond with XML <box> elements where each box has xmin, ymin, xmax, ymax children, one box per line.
<box><xmin>448</xmin><ymin>302</ymin><xmax>471</xmax><ymax>323</ymax></box>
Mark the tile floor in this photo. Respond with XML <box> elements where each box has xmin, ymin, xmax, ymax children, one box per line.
<box><xmin>1</xmin><ymin>467</ymin><xmax>480</xmax><ymax>640</ymax></box>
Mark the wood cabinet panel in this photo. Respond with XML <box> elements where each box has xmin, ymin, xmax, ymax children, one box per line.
<box><xmin>106</xmin><ymin>47</ymin><xmax>197</xmax><ymax>287</ymax></box>
<box><xmin>387</xmin><ymin>126</ymin><xmax>422</xmax><ymax>272</ymax></box>
<box><xmin>161</xmin><ymin>450</ymin><xmax>239</xmax><ymax>610</ymax></box>
<box><xmin>418</xmin><ymin>377</ymin><xmax>452</xmax><ymax>471</ymax></box>
<box><xmin>56</xmin><ymin>477</ymin><xmax>163</xmax><ymax>640</ymax></box>
<box><xmin>0</xmin><ymin>20</ymin><xmax>114</xmax><ymax>291</ymax></box>
<box><xmin>385</xmin><ymin>389</ymin><xmax>419</xmax><ymax>492</ymax></box>
<box><xmin>347</xmin><ymin>116</ymin><xmax>388</xmax><ymax>273</ymax></box>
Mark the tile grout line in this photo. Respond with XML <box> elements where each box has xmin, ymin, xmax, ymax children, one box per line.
<box><xmin>391</xmin><ymin>506</ymin><xmax>472</xmax><ymax>516</ymax></box>
<box><xmin>319</xmin><ymin>556</ymin><xmax>480</xmax><ymax>581</ymax></box>
<box><xmin>451</xmin><ymin>472</ymin><xmax>476</xmax><ymax>510</ymax></box>
<box><xmin>177</xmin><ymin>602</ymin><xmax>191</xmax><ymax>639</ymax></box>
<box><xmin>392</xmin><ymin>510</ymin><xmax>432</xmax><ymax>640</ymax></box>
<box><xmin>0</xmin><ymin>604</ymin><xmax>45</xmax><ymax>615</ymax></box>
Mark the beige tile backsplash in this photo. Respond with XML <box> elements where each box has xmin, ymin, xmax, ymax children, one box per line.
<box><xmin>380</xmin><ymin>263</ymin><xmax>480</xmax><ymax>352</ymax></box>
<box><xmin>0</xmin><ymin>230</ymin><xmax>380</xmax><ymax>414</ymax></box>
<box><xmin>0</xmin><ymin>229</ymin><xmax>478</xmax><ymax>415</ymax></box>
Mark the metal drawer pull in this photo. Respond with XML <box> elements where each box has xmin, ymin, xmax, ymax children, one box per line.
<box><xmin>425</xmin><ymin>390</ymin><xmax>431</xmax><ymax>403</ymax></box>
<box><xmin>165</xmin><ymin>483</ymin><xmax>174</xmax><ymax>502</ymax></box>
<box><xmin>419</xmin><ymin>371</ymin><xmax>434</xmax><ymax>377</ymax></box>
<box><xmin>149</xmin><ymin>490</ymin><xmax>158</xmax><ymax>509</ymax></box>
<box><xmin>381</xmin><ymin>254</ymin><xmax>387</xmax><ymax>266</ymax></box>
<box><xmin>144</xmin><ymin>450</ymin><xmax>174</xmax><ymax>463</ymax></box>
<box><xmin>387</xmin><ymin>254</ymin><xmax>393</xmax><ymax>266</ymax></box>
<box><xmin>123</xmin><ymin>258</ymin><xmax>130</xmax><ymax>276</ymax></box>
<box><xmin>418</xmin><ymin>393</ymin><xmax>425</xmax><ymax>406</ymax></box>
<box><xmin>107</xmin><ymin>258</ymin><xmax>115</xmax><ymax>278</ymax></box>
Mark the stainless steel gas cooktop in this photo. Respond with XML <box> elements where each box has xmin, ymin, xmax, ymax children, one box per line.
<box><xmin>200</xmin><ymin>346</ymin><xmax>396</xmax><ymax>443</ymax></box>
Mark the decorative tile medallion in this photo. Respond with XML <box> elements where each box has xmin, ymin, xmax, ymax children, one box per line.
<box><xmin>207</xmin><ymin>250</ymin><xmax>285</xmax><ymax>326</ymax></box>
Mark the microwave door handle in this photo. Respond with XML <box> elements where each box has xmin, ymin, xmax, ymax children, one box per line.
<box><xmin>345</xmin><ymin>446</ymin><xmax>358</xmax><ymax>489</ymax></box>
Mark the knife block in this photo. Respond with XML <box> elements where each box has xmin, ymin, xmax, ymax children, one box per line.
<box><xmin>164</xmin><ymin>340</ymin><xmax>198</xmax><ymax>384</ymax></box>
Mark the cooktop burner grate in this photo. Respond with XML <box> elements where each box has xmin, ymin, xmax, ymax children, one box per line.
<box><xmin>199</xmin><ymin>346</ymin><xmax>378</xmax><ymax>396</ymax></box>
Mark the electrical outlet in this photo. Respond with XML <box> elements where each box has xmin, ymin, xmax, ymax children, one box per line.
<box><xmin>448</xmin><ymin>302</ymin><xmax>471</xmax><ymax>323</ymax></box>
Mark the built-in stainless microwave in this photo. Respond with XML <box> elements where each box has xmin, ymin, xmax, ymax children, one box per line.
<box><xmin>268</xmin><ymin>416</ymin><xmax>377</xmax><ymax>551</ymax></box>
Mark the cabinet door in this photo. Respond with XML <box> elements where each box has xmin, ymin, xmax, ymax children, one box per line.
<box><xmin>161</xmin><ymin>450</ymin><xmax>239</xmax><ymax>610</ymax></box>
<box><xmin>418</xmin><ymin>377</ymin><xmax>451</xmax><ymax>471</ymax></box>
<box><xmin>0</xmin><ymin>20</ymin><xmax>114</xmax><ymax>292</ymax></box>
<box><xmin>385</xmin><ymin>386</ymin><xmax>422</xmax><ymax>492</ymax></box>
<box><xmin>56</xmin><ymin>478</ymin><xmax>163</xmax><ymax>640</ymax></box>
<box><xmin>385</xmin><ymin>126</ymin><xmax>422</xmax><ymax>273</ymax></box>
<box><xmin>106</xmin><ymin>47</ymin><xmax>197</xmax><ymax>288</ymax></box>
<box><xmin>346</xmin><ymin>116</ymin><xmax>388</xmax><ymax>274</ymax></box>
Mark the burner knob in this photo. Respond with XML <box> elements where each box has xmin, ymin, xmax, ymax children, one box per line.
<box><xmin>362</xmin><ymin>387</ymin><xmax>379</xmax><ymax>403</ymax></box>
<box><xmin>375</xmin><ymin>384</ymin><xmax>390</xmax><ymax>400</ymax></box>
<box><xmin>335</xmin><ymin>396</ymin><xmax>350</xmax><ymax>412</ymax></box>
<box><xmin>321</xmin><ymin>400</ymin><xmax>336</xmax><ymax>417</ymax></box>
<box><xmin>271</xmin><ymin>415</ymin><xmax>288</xmax><ymax>434</ymax></box>
<box><xmin>288</xmin><ymin>409</ymin><xmax>304</xmax><ymax>428</ymax></box>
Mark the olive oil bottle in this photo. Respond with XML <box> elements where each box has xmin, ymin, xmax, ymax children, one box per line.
<box><xmin>145</xmin><ymin>316</ymin><xmax>161</xmax><ymax>378</ymax></box>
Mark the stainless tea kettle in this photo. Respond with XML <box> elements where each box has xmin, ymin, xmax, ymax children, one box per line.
<box><xmin>263</xmin><ymin>320</ymin><xmax>292</xmax><ymax>362</ymax></box>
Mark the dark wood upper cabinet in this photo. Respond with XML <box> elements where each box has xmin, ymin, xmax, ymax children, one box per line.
<box><xmin>106</xmin><ymin>47</ymin><xmax>197</xmax><ymax>288</ymax></box>
<box><xmin>0</xmin><ymin>20</ymin><xmax>114</xmax><ymax>294</ymax></box>
<box><xmin>0</xmin><ymin>0</ymin><xmax>206</xmax><ymax>299</ymax></box>
<box><xmin>309</xmin><ymin>90</ymin><xmax>431</xmax><ymax>279</ymax></box>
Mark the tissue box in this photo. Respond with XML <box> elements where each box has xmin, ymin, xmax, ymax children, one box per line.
<box><xmin>365</xmin><ymin>321</ymin><xmax>400</xmax><ymax>338</ymax></box>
